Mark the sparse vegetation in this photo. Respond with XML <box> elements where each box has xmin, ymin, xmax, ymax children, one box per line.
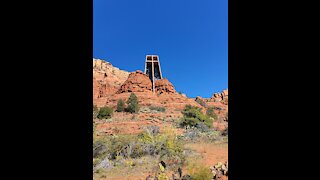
<box><xmin>195</xmin><ymin>98</ymin><xmax>207</xmax><ymax>107</ymax></box>
<box><xmin>157</xmin><ymin>173</ymin><xmax>169</xmax><ymax>180</ymax></box>
<box><xmin>93</xmin><ymin>104</ymin><xmax>99</xmax><ymax>118</ymax></box>
<box><xmin>149</xmin><ymin>106</ymin><xmax>166</xmax><ymax>112</ymax></box>
<box><xmin>190</xmin><ymin>166</ymin><xmax>212</xmax><ymax>180</ymax></box>
<box><xmin>97</xmin><ymin>106</ymin><xmax>113</xmax><ymax>119</ymax></box>
<box><xmin>116</xmin><ymin>99</ymin><xmax>125</xmax><ymax>112</ymax></box>
<box><xmin>93</xmin><ymin>92</ymin><xmax>227</xmax><ymax>180</ymax></box>
<box><xmin>206</xmin><ymin>107</ymin><xmax>218</xmax><ymax>120</ymax></box>
<box><xmin>93</xmin><ymin>127</ymin><xmax>185</xmax><ymax>174</ymax></box>
<box><xmin>178</xmin><ymin>126</ymin><xmax>222</xmax><ymax>143</ymax></box>
<box><xmin>222</xmin><ymin>127</ymin><xmax>228</xmax><ymax>136</ymax></box>
<box><xmin>180</xmin><ymin>105</ymin><xmax>213</xmax><ymax>128</ymax></box>
<box><xmin>126</xmin><ymin>93</ymin><xmax>140</xmax><ymax>113</ymax></box>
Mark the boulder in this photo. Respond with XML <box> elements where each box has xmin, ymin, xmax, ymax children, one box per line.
<box><xmin>155</xmin><ymin>78</ymin><xmax>176</xmax><ymax>94</ymax></box>
<box><xmin>117</xmin><ymin>71</ymin><xmax>152</xmax><ymax>93</ymax></box>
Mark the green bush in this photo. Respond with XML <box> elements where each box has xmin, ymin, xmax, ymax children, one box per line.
<box><xmin>180</xmin><ymin>105</ymin><xmax>212</xmax><ymax>128</ymax></box>
<box><xmin>126</xmin><ymin>93</ymin><xmax>139</xmax><ymax>113</ymax></box>
<box><xmin>97</xmin><ymin>106</ymin><xmax>113</xmax><ymax>119</ymax></box>
<box><xmin>150</xmin><ymin>106</ymin><xmax>166</xmax><ymax>112</ymax></box>
<box><xmin>206</xmin><ymin>107</ymin><xmax>218</xmax><ymax>120</ymax></box>
<box><xmin>95</xmin><ymin>128</ymin><xmax>184</xmax><ymax>163</ymax></box>
<box><xmin>116</xmin><ymin>99</ymin><xmax>125</xmax><ymax>112</ymax></box>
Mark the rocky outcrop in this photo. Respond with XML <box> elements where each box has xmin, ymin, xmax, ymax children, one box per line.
<box><xmin>212</xmin><ymin>93</ymin><xmax>223</xmax><ymax>102</ymax></box>
<box><xmin>211</xmin><ymin>89</ymin><xmax>228</xmax><ymax>102</ymax></box>
<box><xmin>195</xmin><ymin>96</ymin><xmax>208</xmax><ymax>107</ymax></box>
<box><xmin>155</xmin><ymin>78</ymin><xmax>176</xmax><ymax>94</ymax></box>
<box><xmin>210</xmin><ymin>161</ymin><xmax>228</xmax><ymax>180</ymax></box>
<box><xmin>93</xmin><ymin>58</ymin><xmax>228</xmax><ymax>131</ymax></box>
<box><xmin>117</xmin><ymin>70</ymin><xmax>152</xmax><ymax>93</ymax></box>
<box><xmin>93</xmin><ymin>58</ymin><xmax>130</xmax><ymax>98</ymax></box>
<box><xmin>93</xmin><ymin>79</ymin><xmax>108</xmax><ymax>99</ymax></box>
<box><xmin>117</xmin><ymin>71</ymin><xmax>176</xmax><ymax>95</ymax></box>
<box><xmin>222</xmin><ymin>89</ymin><xmax>228</xmax><ymax>97</ymax></box>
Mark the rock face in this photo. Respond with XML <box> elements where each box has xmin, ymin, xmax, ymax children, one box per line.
<box><xmin>210</xmin><ymin>161</ymin><xmax>228</xmax><ymax>179</ymax></box>
<box><xmin>155</xmin><ymin>78</ymin><xmax>176</xmax><ymax>94</ymax></box>
<box><xmin>93</xmin><ymin>58</ymin><xmax>228</xmax><ymax>132</ymax></box>
<box><xmin>222</xmin><ymin>89</ymin><xmax>228</xmax><ymax>97</ymax></box>
<box><xmin>117</xmin><ymin>70</ymin><xmax>152</xmax><ymax>93</ymax></box>
<box><xmin>93</xmin><ymin>79</ymin><xmax>107</xmax><ymax>99</ymax></box>
<box><xmin>93</xmin><ymin>58</ymin><xmax>129</xmax><ymax>99</ymax></box>
<box><xmin>195</xmin><ymin>96</ymin><xmax>208</xmax><ymax>107</ymax></box>
<box><xmin>211</xmin><ymin>89</ymin><xmax>228</xmax><ymax>103</ymax></box>
<box><xmin>212</xmin><ymin>93</ymin><xmax>223</xmax><ymax>102</ymax></box>
<box><xmin>194</xmin><ymin>89</ymin><xmax>229</xmax><ymax>131</ymax></box>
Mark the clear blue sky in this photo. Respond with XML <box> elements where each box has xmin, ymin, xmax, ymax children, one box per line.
<box><xmin>94</xmin><ymin>0</ymin><xmax>228</xmax><ymax>98</ymax></box>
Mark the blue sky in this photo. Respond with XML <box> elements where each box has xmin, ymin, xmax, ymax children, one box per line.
<box><xmin>94</xmin><ymin>0</ymin><xmax>228</xmax><ymax>98</ymax></box>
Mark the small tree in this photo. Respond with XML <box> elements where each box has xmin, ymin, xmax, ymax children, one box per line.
<box><xmin>116</xmin><ymin>99</ymin><xmax>125</xmax><ymax>112</ymax></box>
<box><xmin>126</xmin><ymin>93</ymin><xmax>139</xmax><ymax>113</ymax></box>
<box><xmin>97</xmin><ymin>106</ymin><xmax>113</xmax><ymax>119</ymax></box>
<box><xmin>180</xmin><ymin>105</ymin><xmax>212</xmax><ymax>128</ymax></box>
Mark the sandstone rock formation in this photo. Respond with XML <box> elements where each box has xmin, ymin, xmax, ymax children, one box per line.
<box><xmin>155</xmin><ymin>78</ymin><xmax>176</xmax><ymax>94</ymax></box>
<box><xmin>93</xmin><ymin>58</ymin><xmax>228</xmax><ymax>131</ymax></box>
<box><xmin>195</xmin><ymin>96</ymin><xmax>208</xmax><ymax>107</ymax></box>
<box><xmin>210</xmin><ymin>161</ymin><xmax>228</xmax><ymax>180</ymax></box>
<box><xmin>93</xmin><ymin>58</ymin><xmax>129</xmax><ymax>99</ymax></box>
<box><xmin>117</xmin><ymin>70</ymin><xmax>152</xmax><ymax>93</ymax></box>
<box><xmin>93</xmin><ymin>79</ymin><xmax>107</xmax><ymax>99</ymax></box>
<box><xmin>222</xmin><ymin>89</ymin><xmax>228</xmax><ymax>97</ymax></box>
<box><xmin>211</xmin><ymin>89</ymin><xmax>228</xmax><ymax>102</ymax></box>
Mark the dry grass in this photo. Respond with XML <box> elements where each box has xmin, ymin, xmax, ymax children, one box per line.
<box><xmin>184</xmin><ymin>142</ymin><xmax>228</xmax><ymax>167</ymax></box>
<box><xmin>93</xmin><ymin>156</ymin><xmax>159</xmax><ymax>180</ymax></box>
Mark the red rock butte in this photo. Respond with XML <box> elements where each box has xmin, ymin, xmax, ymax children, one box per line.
<box><xmin>93</xmin><ymin>57</ymin><xmax>228</xmax><ymax>131</ymax></box>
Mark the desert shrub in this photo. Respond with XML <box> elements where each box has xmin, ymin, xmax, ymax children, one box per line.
<box><xmin>93</xmin><ymin>157</ymin><xmax>113</xmax><ymax>172</ymax></box>
<box><xmin>191</xmin><ymin>166</ymin><xmax>212</xmax><ymax>180</ymax></box>
<box><xmin>93</xmin><ymin>104</ymin><xmax>99</xmax><ymax>118</ymax></box>
<box><xmin>149</xmin><ymin>106</ymin><xmax>166</xmax><ymax>112</ymax></box>
<box><xmin>126</xmin><ymin>93</ymin><xmax>140</xmax><ymax>113</ymax></box>
<box><xmin>181</xmin><ymin>175</ymin><xmax>193</xmax><ymax>180</ymax></box>
<box><xmin>178</xmin><ymin>127</ymin><xmax>222</xmax><ymax>142</ymax></box>
<box><xmin>93</xmin><ymin>123</ymin><xmax>96</xmax><ymax>141</ymax></box>
<box><xmin>93</xmin><ymin>128</ymin><xmax>185</xmax><ymax>170</ymax></box>
<box><xmin>222</xmin><ymin>127</ymin><xmax>228</xmax><ymax>136</ymax></box>
<box><xmin>196</xmin><ymin>123</ymin><xmax>209</xmax><ymax>132</ymax></box>
<box><xmin>93</xmin><ymin>141</ymin><xmax>108</xmax><ymax>158</ymax></box>
<box><xmin>97</xmin><ymin>106</ymin><xmax>113</xmax><ymax>119</ymax></box>
<box><xmin>214</xmin><ymin>107</ymin><xmax>222</xmax><ymax>111</ymax></box>
<box><xmin>139</xmin><ymin>128</ymin><xmax>184</xmax><ymax>162</ymax></box>
<box><xmin>116</xmin><ymin>99</ymin><xmax>125</xmax><ymax>112</ymax></box>
<box><xmin>93</xmin><ymin>158</ymin><xmax>101</xmax><ymax>167</ymax></box>
<box><xmin>206</xmin><ymin>107</ymin><xmax>218</xmax><ymax>120</ymax></box>
<box><xmin>180</xmin><ymin>105</ymin><xmax>213</xmax><ymax>128</ymax></box>
<box><xmin>157</xmin><ymin>173</ymin><xmax>169</xmax><ymax>180</ymax></box>
<box><xmin>145</xmin><ymin>125</ymin><xmax>160</xmax><ymax>136</ymax></box>
<box><xmin>181</xmin><ymin>128</ymin><xmax>201</xmax><ymax>141</ymax></box>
